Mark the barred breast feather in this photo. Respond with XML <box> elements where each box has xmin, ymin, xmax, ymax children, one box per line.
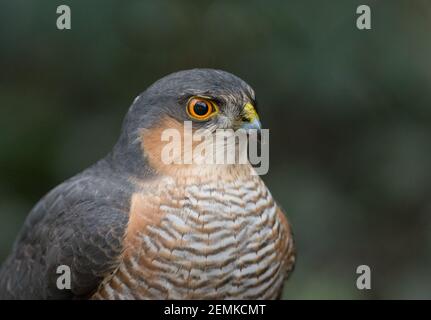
<box><xmin>92</xmin><ymin>165</ymin><xmax>295</xmax><ymax>300</ymax></box>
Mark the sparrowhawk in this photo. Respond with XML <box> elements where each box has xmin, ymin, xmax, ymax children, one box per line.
<box><xmin>0</xmin><ymin>69</ymin><xmax>295</xmax><ymax>299</ymax></box>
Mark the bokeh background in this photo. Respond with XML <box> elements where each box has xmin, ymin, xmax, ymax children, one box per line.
<box><xmin>1</xmin><ymin>0</ymin><xmax>431</xmax><ymax>299</ymax></box>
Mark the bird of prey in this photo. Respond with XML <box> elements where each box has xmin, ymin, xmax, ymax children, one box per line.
<box><xmin>0</xmin><ymin>69</ymin><xmax>295</xmax><ymax>299</ymax></box>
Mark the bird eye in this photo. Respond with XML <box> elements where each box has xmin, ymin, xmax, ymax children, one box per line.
<box><xmin>187</xmin><ymin>97</ymin><xmax>218</xmax><ymax>121</ymax></box>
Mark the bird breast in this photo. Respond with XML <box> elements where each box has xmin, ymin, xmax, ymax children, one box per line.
<box><xmin>93</xmin><ymin>170</ymin><xmax>289</xmax><ymax>299</ymax></box>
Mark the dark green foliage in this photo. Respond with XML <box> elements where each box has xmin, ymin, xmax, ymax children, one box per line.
<box><xmin>1</xmin><ymin>0</ymin><xmax>430</xmax><ymax>299</ymax></box>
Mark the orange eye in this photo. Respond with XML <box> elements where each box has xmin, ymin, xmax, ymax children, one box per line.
<box><xmin>186</xmin><ymin>98</ymin><xmax>217</xmax><ymax>120</ymax></box>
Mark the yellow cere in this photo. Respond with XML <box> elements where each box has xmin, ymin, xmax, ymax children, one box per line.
<box><xmin>243</xmin><ymin>102</ymin><xmax>259</xmax><ymax>122</ymax></box>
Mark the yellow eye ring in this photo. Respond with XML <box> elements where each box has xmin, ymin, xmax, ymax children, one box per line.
<box><xmin>186</xmin><ymin>97</ymin><xmax>218</xmax><ymax>121</ymax></box>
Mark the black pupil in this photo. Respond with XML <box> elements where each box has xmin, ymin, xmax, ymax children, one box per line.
<box><xmin>194</xmin><ymin>101</ymin><xmax>209</xmax><ymax>116</ymax></box>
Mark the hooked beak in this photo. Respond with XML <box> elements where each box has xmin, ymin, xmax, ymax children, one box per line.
<box><xmin>241</xmin><ymin>102</ymin><xmax>261</xmax><ymax>131</ymax></box>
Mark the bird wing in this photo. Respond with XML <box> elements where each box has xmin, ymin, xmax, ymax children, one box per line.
<box><xmin>0</xmin><ymin>171</ymin><xmax>132</xmax><ymax>299</ymax></box>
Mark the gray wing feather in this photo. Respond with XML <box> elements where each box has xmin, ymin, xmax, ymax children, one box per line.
<box><xmin>0</xmin><ymin>169</ymin><xmax>133</xmax><ymax>299</ymax></box>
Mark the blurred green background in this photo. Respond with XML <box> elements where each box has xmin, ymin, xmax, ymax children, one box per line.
<box><xmin>1</xmin><ymin>0</ymin><xmax>431</xmax><ymax>299</ymax></box>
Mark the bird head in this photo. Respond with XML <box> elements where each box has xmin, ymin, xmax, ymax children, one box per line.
<box><xmin>114</xmin><ymin>69</ymin><xmax>262</xmax><ymax>176</ymax></box>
